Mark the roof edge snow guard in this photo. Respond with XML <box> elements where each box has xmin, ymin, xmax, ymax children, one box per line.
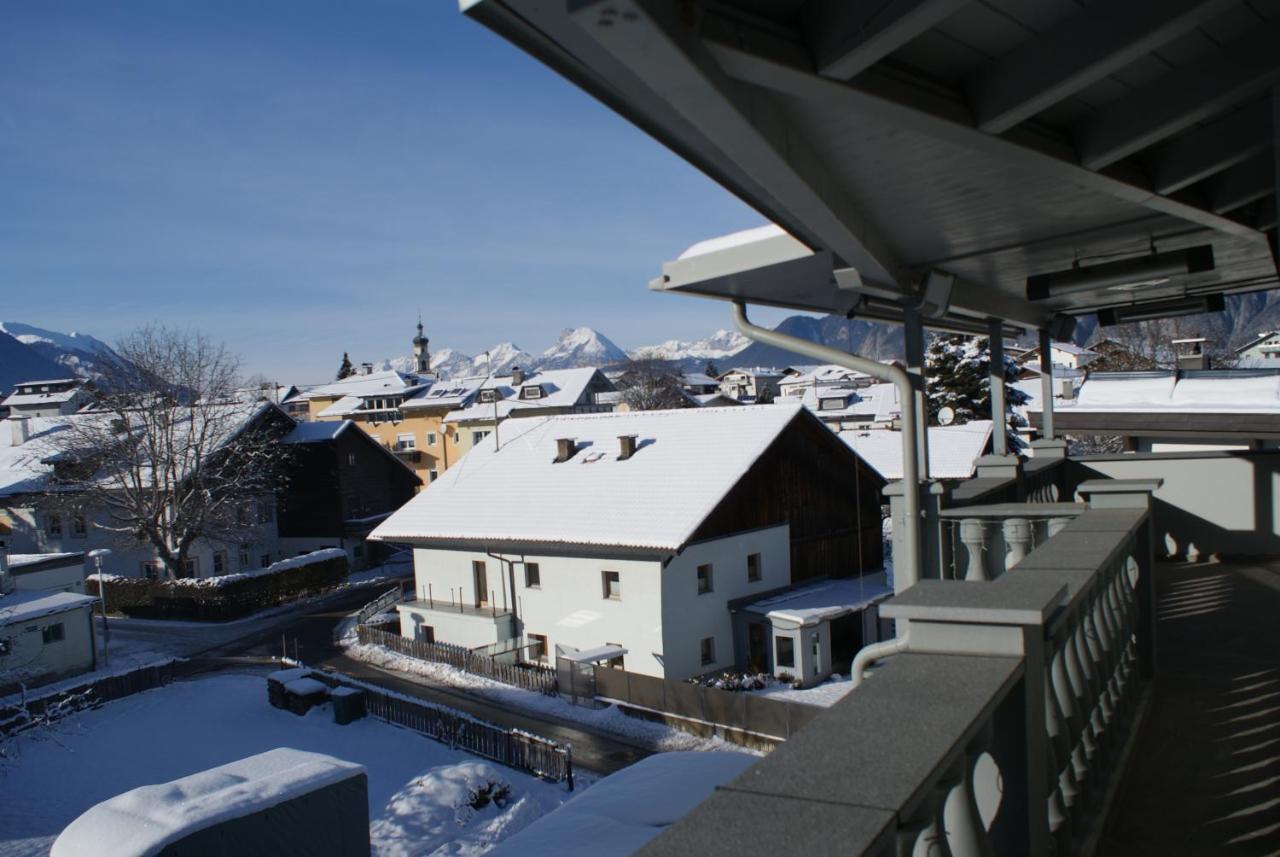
<box><xmin>730</xmin><ymin>301</ymin><xmax>921</xmax><ymax>591</ymax></box>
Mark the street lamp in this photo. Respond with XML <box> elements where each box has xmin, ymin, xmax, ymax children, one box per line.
<box><xmin>88</xmin><ymin>548</ymin><xmax>112</xmax><ymax>669</ymax></box>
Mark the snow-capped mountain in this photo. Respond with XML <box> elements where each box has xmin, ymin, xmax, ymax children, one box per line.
<box><xmin>537</xmin><ymin>327</ymin><xmax>629</xmax><ymax>371</ymax></box>
<box><xmin>629</xmin><ymin>329</ymin><xmax>750</xmax><ymax>363</ymax></box>
<box><xmin>379</xmin><ymin>347</ymin><xmax>476</xmax><ymax>379</ymax></box>
<box><xmin>0</xmin><ymin>321</ymin><xmax>122</xmax><ymax>380</ymax></box>
<box><xmin>471</xmin><ymin>342</ymin><xmax>534</xmax><ymax>376</ymax></box>
<box><xmin>0</xmin><ymin>330</ymin><xmax>68</xmax><ymax>395</ymax></box>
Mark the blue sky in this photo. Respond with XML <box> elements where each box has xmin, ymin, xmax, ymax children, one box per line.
<box><xmin>0</xmin><ymin>0</ymin><xmax>798</xmax><ymax>382</ymax></box>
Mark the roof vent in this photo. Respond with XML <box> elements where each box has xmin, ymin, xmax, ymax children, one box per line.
<box><xmin>618</xmin><ymin>435</ymin><xmax>638</xmax><ymax>460</ymax></box>
<box><xmin>555</xmin><ymin>437</ymin><xmax>578</xmax><ymax>463</ymax></box>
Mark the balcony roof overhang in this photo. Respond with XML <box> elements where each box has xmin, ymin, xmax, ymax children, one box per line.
<box><xmin>462</xmin><ymin>0</ymin><xmax>1280</xmax><ymax>329</ymax></box>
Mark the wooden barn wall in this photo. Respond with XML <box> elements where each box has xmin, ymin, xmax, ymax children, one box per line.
<box><xmin>688</xmin><ymin>415</ymin><xmax>885</xmax><ymax>582</ymax></box>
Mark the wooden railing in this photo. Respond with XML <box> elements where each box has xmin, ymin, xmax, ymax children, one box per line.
<box><xmin>356</xmin><ymin>625</ymin><xmax>558</xmax><ymax>695</ymax></box>
<box><xmin>640</xmin><ymin>494</ymin><xmax>1158</xmax><ymax>856</ymax></box>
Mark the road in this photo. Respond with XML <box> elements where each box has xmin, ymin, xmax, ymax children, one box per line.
<box><xmin>176</xmin><ymin>588</ymin><xmax>654</xmax><ymax>776</ymax></box>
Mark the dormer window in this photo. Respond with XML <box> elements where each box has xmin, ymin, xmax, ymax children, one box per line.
<box><xmin>519</xmin><ymin>385</ymin><xmax>543</xmax><ymax>400</ymax></box>
<box><xmin>818</xmin><ymin>396</ymin><xmax>847</xmax><ymax>411</ymax></box>
<box><xmin>478</xmin><ymin>389</ymin><xmax>498</xmax><ymax>404</ymax></box>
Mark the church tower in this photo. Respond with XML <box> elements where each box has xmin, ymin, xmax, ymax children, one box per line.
<box><xmin>412</xmin><ymin>317</ymin><xmax>430</xmax><ymax>374</ymax></box>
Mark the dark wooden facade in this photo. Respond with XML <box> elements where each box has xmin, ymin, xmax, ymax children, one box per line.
<box><xmin>277</xmin><ymin>426</ymin><xmax>420</xmax><ymax>539</ymax></box>
<box><xmin>687</xmin><ymin>411</ymin><xmax>886</xmax><ymax>582</ymax></box>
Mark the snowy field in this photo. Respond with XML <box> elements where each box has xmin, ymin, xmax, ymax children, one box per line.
<box><xmin>0</xmin><ymin>673</ymin><xmax>574</xmax><ymax>857</ymax></box>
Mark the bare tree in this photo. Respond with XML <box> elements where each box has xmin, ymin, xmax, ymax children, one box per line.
<box><xmin>43</xmin><ymin>325</ymin><xmax>291</xmax><ymax>579</ymax></box>
<box><xmin>618</xmin><ymin>358</ymin><xmax>689</xmax><ymax>411</ymax></box>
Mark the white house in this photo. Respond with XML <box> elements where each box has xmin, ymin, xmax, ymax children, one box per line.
<box><xmin>1017</xmin><ymin>341</ymin><xmax>1099</xmax><ymax>372</ymax></box>
<box><xmin>1235</xmin><ymin>331</ymin><xmax>1280</xmax><ymax>363</ymax></box>
<box><xmin>371</xmin><ymin>404</ymin><xmax>886</xmax><ymax>685</ymax></box>
<box><xmin>0</xmin><ymin>527</ymin><xmax>97</xmax><ymax>692</ymax></box>
<box><xmin>777</xmin><ymin>364</ymin><xmax>870</xmax><ymax>399</ymax></box>
<box><xmin>1</xmin><ymin>379</ymin><xmax>92</xmax><ymax>419</ymax></box>
<box><xmin>717</xmin><ymin>367</ymin><xmax>783</xmax><ymax>402</ymax></box>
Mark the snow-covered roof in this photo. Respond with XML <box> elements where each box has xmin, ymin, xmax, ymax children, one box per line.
<box><xmin>743</xmin><ymin>577</ymin><xmax>893</xmax><ymax>626</ymax></box>
<box><xmin>1040</xmin><ymin>371</ymin><xmax>1280</xmax><ymax>414</ymax></box>
<box><xmin>681</xmin><ymin>372</ymin><xmax>719</xmax><ymax>387</ymax></box>
<box><xmin>294</xmin><ymin>369</ymin><xmax>425</xmax><ymax>401</ymax></box>
<box><xmin>720</xmin><ymin>366</ymin><xmax>783</xmax><ymax>380</ymax></box>
<box><xmin>777</xmin><ymin>364</ymin><xmax>867</xmax><ymax>387</ymax></box>
<box><xmin>51</xmin><ymin>748</ymin><xmax>366</xmax><ymax>857</ymax></box>
<box><xmin>441</xmin><ymin>367</ymin><xmax>608</xmax><ymax>424</ymax></box>
<box><xmin>1235</xmin><ymin>331</ymin><xmax>1280</xmax><ymax>353</ymax></box>
<box><xmin>781</xmin><ymin>381</ymin><xmax>900</xmax><ymax>422</ymax></box>
<box><xmin>677</xmin><ymin>224</ymin><xmax>786</xmax><ymax>260</ymax></box>
<box><xmin>840</xmin><ymin>420</ymin><xmax>993</xmax><ymax>480</ymax></box>
<box><xmin>400</xmin><ymin>376</ymin><xmax>487</xmax><ymax>410</ymax></box>
<box><xmin>372</xmin><ymin>404</ymin><xmax>811</xmax><ymax>551</ymax></box>
<box><xmin>8</xmin><ymin>551</ymin><xmax>83</xmax><ymax>569</ymax></box>
<box><xmin>315</xmin><ymin>395</ymin><xmax>365</xmax><ymax>418</ymax></box>
<box><xmin>281</xmin><ymin>420</ymin><xmax>353</xmax><ymax>444</ymax></box>
<box><xmin>485</xmin><ymin>751</ymin><xmax>758</xmax><ymax>857</ymax></box>
<box><xmin>2</xmin><ymin>385</ymin><xmax>85</xmax><ymax>408</ymax></box>
<box><xmin>0</xmin><ymin>589</ymin><xmax>97</xmax><ymax>627</ymax></box>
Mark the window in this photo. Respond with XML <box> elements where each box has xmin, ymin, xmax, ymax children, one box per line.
<box><xmin>212</xmin><ymin>551</ymin><xmax>227</xmax><ymax>575</ymax></box>
<box><xmin>818</xmin><ymin>396</ymin><xmax>847</xmax><ymax>411</ymax></box>
<box><xmin>776</xmin><ymin>635</ymin><xmax>795</xmax><ymax>668</ymax></box>
<box><xmin>182</xmin><ymin>557</ymin><xmax>199</xmax><ymax>578</ymax></box>
<box><xmin>416</xmin><ymin>624</ymin><xmax>435</xmax><ymax>643</ymax></box>
<box><xmin>347</xmin><ymin>452</ymin><xmax>357</xmax><ymax>467</ymax></box>
<box><xmin>700</xmin><ymin>636</ymin><xmax>715</xmax><ymax>666</ymax></box>
<box><xmin>747</xmin><ymin>553</ymin><xmax>762</xmax><ymax>583</ymax></box>
<box><xmin>396</xmin><ymin>433</ymin><xmax>415</xmax><ymax>450</ymax></box>
<box><xmin>602</xmin><ymin>570</ymin><xmax>621</xmax><ymax>600</ymax></box>
<box><xmin>525</xmin><ymin>562</ymin><xmax>541</xmax><ymax>588</ymax></box>
<box><xmin>528</xmin><ymin>633</ymin><xmax>548</xmax><ymax>663</ymax></box>
<box><xmin>697</xmin><ymin>563</ymin><xmax>713</xmax><ymax>595</ymax></box>
<box><xmin>427</xmin><ymin>468</ymin><xmax>439</xmax><ymax>482</ymax></box>
<box><xmin>478</xmin><ymin>389</ymin><xmax>498</xmax><ymax>404</ymax></box>
<box><xmin>139</xmin><ymin>561</ymin><xmax>161</xmax><ymax>579</ymax></box>
<box><xmin>71</xmin><ymin>514</ymin><xmax>87</xmax><ymax>538</ymax></box>
<box><xmin>471</xmin><ymin>430</ymin><xmax>489</xmax><ymax>446</ymax></box>
<box><xmin>239</xmin><ymin>550</ymin><xmax>250</xmax><ymax>569</ymax></box>
<box><xmin>256</xmin><ymin>502</ymin><xmax>274</xmax><ymax>524</ymax></box>
<box><xmin>46</xmin><ymin>514</ymin><xmax>62</xmax><ymax>537</ymax></box>
<box><xmin>426</xmin><ymin>432</ymin><xmax>437</xmax><ymax>446</ymax></box>
<box><xmin>606</xmin><ymin>642</ymin><xmax>625</xmax><ymax>669</ymax></box>
<box><xmin>42</xmin><ymin>623</ymin><xmax>65</xmax><ymax>644</ymax></box>
<box><xmin>519</xmin><ymin>385</ymin><xmax>543</xmax><ymax>400</ymax></box>
<box><xmin>260</xmin><ymin>553</ymin><xmax>271</xmax><ymax>568</ymax></box>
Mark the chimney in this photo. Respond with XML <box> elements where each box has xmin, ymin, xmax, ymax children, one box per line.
<box><xmin>555</xmin><ymin>438</ymin><xmax>577</xmax><ymax>462</ymax></box>
<box><xmin>511</xmin><ymin>366</ymin><xmax>525</xmax><ymax>386</ymax></box>
<box><xmin>10</xmin><ymin>417</ymin><xmax>30</xmax><ymax>446</ymax></box>
<box><xmin>618</xmin><ymin>435</ymin><xmax>638</xmax><ymax>460</ymax></box>
<box><xmin>1057</xmin><ymin>378</ymin><xmax>1075</xmax><ymax>400</ymax></box>
<box><xmin>361</xmin><ymin>363</ymin><xmax>374</xmax><ymax>376</ymax></box>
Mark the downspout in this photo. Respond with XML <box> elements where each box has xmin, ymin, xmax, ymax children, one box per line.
<box><xmin>850</xmin><ymin>631</ymin><xmax>910</xmax><ymax>688</ymax></box>
<box><xmin>730</xmin><ymin>301</ymin><xmax>921</xmax><ymax>589</ymax></box>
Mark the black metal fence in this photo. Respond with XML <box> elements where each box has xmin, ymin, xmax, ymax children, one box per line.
<box><xmin>356</xmin><ymin>625</ymin><xmax>558</xmax><ymax>695</ymax></box>
<box><xmin>593</xmin><ymin>666</ymin><xmax>822</xmax><ymax>740</ymax></box>
<box><xmin>305</xmin><ymin>669</ymin><xmax>572</xmax><ymax>788</ymax></box>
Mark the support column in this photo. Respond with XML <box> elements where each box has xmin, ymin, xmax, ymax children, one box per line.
<box><xmin>904</xmin><ymin>306</ymin><xmax>931</xmax><ymax>480</ymax></box>
<box><xmin>1039</xmin><ymin>328</ymin><xmax>1056</xmax><ymax>441</ymax></box>
<box><xmin>988</xmin><ymin>319</ymin><xmax>1008</xmax><ymax>457</ymax></box>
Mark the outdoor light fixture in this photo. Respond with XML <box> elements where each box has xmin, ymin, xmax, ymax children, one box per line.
<box><xmin>1026</xmin><ymin>245</ymin><xmax>1215</xmax><ymax>301</ymax></box>
<box><xmin>1097</xmin><ymin>293</ymin><xmax>1225</xmax><ymax>326</ymax></box>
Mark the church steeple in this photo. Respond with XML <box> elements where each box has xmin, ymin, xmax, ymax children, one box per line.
<box><xmin>412</xmin><ymin>316</ymin><xmax>430</xmax><ymax>374</ymax></box>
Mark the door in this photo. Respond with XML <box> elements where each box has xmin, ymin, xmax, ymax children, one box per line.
<box><xmin>748</xmin><ymin>622</ymin><xmax>767</xmax><ymax>672</ymax></box>
<box><xmin>472</xmin><ymin>560</ymin><xmax>488</xmax><ymax>608</ymax></box>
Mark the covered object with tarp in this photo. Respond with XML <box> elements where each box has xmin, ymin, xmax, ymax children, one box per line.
<box><xmin>51</xmin><ymin>747</ymin><xmax>370</xmax><ymax>857</ymax></box>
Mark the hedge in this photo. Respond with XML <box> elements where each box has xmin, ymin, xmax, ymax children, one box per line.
<box><xmin>86</xmin><ymin>549</ymin><xmax>349</xmax><ymax>621</ymax></box>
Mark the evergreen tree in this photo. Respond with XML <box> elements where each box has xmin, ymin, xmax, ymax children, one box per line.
<box><xmin>704</xmin><ymin>360</ymin><xmax>719</xmax><ymax>378</ymax></box>
<box><xmin>336</xmin><ymin>352</ymin><xmax>354</xmax><ymax>380</ymax></box>
<box><xmin>925</xmin><ymin>334</ymin><xmax>1029</xmax><ymax>451</ymax></box>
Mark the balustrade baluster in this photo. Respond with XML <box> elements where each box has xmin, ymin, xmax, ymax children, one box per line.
<box><xmin>960</xmin><ymin>519</ymin><xmax>989</xmax><ymax>581</ymax></box>
<box><xmin>1002</xmin><ymin>518</ymin><xmax>1032</xmax><ymax>571</ymax></box>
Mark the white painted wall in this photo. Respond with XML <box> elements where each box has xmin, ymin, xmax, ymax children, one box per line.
<box><xmin>400</xmin><ymin>524</ymin><xmax>790</xmax><ymax>680</ymax></box>
<box><xmin>11</xmin><ymin>557</ymin><xmax>87</xmax><ymax>594</ymax></box>
<box><xmin>0</xmin><ymin>604</ymin><xmax>95</xmax><ymax>688</ymax></box>
<box><xmin>396</xmin><ymin>603</ymin><xmax>516</xmax><ymax>648</ymax></box>
<box><xmin>660</xmin><ymin>525</ymin><xmax>790</xmax><ymax>679</ymax></box>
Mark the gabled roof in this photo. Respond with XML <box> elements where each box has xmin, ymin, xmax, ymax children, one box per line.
<box><xmin>2</xmin><ymin>385</ymin><xmax>86</xmax><ymax>408</ymax></box>
<box><xmin>840</xmin><ymin>421</ymin><xmax>993</xmax><ymax>481</ymax></box>
<box><xmin>0</xmin><ymin>589</ymin><xmax>97</xmax><ymax>627</ymax></box>
<box><xmin>441</xmin><ymin>367</ymin><xmax>610</xmax><ymax>424</ymax></box>
<box><xmin>290</xmin><ymin>369</ymin><xmax>425</xmax><ymax>401</ymax></box>
<box><xmin>372</xmin><ymin>403</ymin><xmax>816</xmax><ymax>551</ymax></box>
<box><xmin>1235</xmin><ymin>331</ymin><xmax>1280</xmax><ymax>353</ymax></box>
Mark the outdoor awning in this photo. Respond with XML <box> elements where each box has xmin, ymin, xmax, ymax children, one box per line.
<box><xmin>464</xmin><ymin>0</ymin><xmax>1280</xmax><ymax>331</ymax></box>
<box><xmin>558</xmin><ymin>644</ymin><xmax>628</xmax><ymax>663</ymax></box>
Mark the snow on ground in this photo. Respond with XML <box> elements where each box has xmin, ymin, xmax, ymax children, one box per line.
<box><xmin>0</xmin><ymin>673</ymin><xmax>574</xmax><ymax>857</ymax></box>
<box><xmin>749</xmin><ymin>673</ymin><xmax>855</xmax><ymax>708</ymax></box>
<box><xmin>347</xmin><ymin>643</ymin><xmax>759</xmax><ymax>756</ymax></box>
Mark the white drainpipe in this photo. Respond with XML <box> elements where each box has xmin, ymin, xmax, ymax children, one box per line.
<box><xmin>730</xmin><ymin>301</ymin><xmax>922</xmax><ymax>590</ymax></box>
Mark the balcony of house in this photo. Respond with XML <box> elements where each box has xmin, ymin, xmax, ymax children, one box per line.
<box><xmin>637</xmin><ymin>449</ymin><xmax>1280</xmax><ymax>856</ymax></box>
<box><xmin>395</xmin><ymin>590</ymin><xmax>515</xmax><ymax>650</ymax></box>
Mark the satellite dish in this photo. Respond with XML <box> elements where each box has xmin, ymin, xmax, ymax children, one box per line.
<box><xmin>938</xmin><ymin>406</ymin><xmax>956</xmax><ymax>426</ymax></box>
